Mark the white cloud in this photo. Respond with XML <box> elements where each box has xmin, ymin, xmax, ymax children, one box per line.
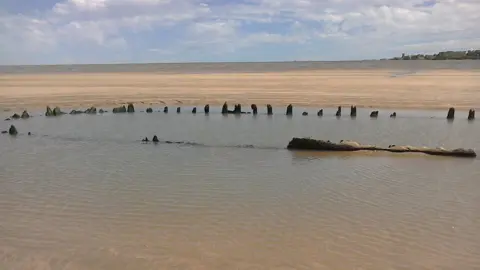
<box><xmin>0</xmin><ymin>0</ymin><xmax>479</xmax><ymax>64</ymax></box>
<box><xmin>148</xmin><ymin>48</ymin><xmax>172</xmax><ymax>54</ymax></box>
<box><xmin>53</xmin><ymin>0</ymin><xmax>173</xmax><ymax>15</ymax></box>
<box><xmin>0</xmin><ymin>15</ymin><xmax>57</xmax><ymax>53</ymax></box>
<box><xmin>398</xmin><ymin>38</ymin><xmax>480</xmax><ymax>53</ymax></box>
<box><xmin>191</xmin><ymin>21</ymin><xmax>238</xmax><ymax>37</ymax></box>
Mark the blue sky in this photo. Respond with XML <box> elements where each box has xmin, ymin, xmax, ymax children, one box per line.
<box><xmin>1</xmin><ymin>0</ymin><xmax>479</xmax><ymax>65</ymax></box>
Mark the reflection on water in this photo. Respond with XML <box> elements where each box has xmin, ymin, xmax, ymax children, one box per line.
<box><xmin>1</xmin><ymin>108</ymin><xmax>479</xmax><ymax>269</ymax></box>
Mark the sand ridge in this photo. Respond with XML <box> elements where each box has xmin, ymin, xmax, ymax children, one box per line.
<box><xmin>1</xmin><ymin>69</ymin><xmax>479</xmax><ymax>110</ymax></box>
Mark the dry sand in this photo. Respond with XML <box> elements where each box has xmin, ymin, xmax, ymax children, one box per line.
<box><xmin>1</xmin><ymin>70</ymin><xmax>479</xmax><ymax>111</ymax></box>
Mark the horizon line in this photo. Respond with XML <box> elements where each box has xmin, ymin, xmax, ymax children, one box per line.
<box><xmin>0</xmin><ymin>59</ymin><xmax>450</xmax><ymax>67</ymax></box>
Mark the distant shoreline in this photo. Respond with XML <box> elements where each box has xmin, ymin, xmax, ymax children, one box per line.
<box><xmin>389</xmin><ymin>50</ymin><xmax>480</xmax><ymax>61</ymax></box>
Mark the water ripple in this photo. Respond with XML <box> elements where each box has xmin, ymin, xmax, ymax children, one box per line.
<box><xmin>1</xmin><ymin>112</ymin><xmax>480</xmax><ymax>269</ymax></box>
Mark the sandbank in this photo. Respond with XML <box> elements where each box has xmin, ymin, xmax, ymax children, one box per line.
<box><xmin>0</xmin><ymin>69</ymin><xmax>478</xmax><ymax>111</ymax></box>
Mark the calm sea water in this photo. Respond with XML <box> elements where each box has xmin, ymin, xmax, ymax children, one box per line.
<box><xmin>1</xmin><ymin>106</ymin><xmax>479</xmax><ymax>270</ymax></box>
<box><xmin>1</xmin><ymin>60</ymin><xmax>480</xmax><ymax>74</ymax></box>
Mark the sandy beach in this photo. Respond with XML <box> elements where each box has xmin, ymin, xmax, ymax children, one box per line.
<box><xmin>1</xmin><ymin>69</ymin><xmax>479</xmax><ymax>111</ymax></box>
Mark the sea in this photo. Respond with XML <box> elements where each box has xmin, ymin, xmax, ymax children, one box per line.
<box><xmin>1</xmin><ymin>61</ymin><xmax>480</xmax><ymax>269</ymax></box>
<box><xmin>1</xmin><ymin>59</ymin><xmax>480</xmax><ymax>74</ymax></box>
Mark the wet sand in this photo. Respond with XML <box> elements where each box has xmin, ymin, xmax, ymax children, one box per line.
<box><xmin>1</xmin><ymin>69</ymin><xmax>479</xmax><ymax>111</ymax></box>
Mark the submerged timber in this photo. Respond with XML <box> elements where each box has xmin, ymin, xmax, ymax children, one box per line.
<box><xmin>287</xmin><ymin>138</ymin><xmax>477</xmax><ymax>158</ymax></box>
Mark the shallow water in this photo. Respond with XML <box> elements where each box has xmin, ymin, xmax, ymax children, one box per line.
<box><xmin>1</xmin><ymin>108</ymin><xmax>480</xmax><ymax>269</ymax></box>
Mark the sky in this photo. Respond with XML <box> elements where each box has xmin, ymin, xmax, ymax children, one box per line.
<box><xmin>0</xmin><ymin>0</ymin><xmax>479</xmax><ymax>64</ymax></box>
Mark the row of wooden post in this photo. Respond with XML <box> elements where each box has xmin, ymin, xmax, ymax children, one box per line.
<box><xmin>215</xmin><ymin>103</ymin><xmax>474</xmax><ymax>120</ymax></box>
<box><xmin>8</xmin><ymin>104</ymin><xmax>474</xmax><ymax>121</ymax></box>
<box><xmin>447</xmin><ymin>107</ymin><xmax>476</xmax><ymax>120</ymax></box>
<box><xmin>131</xmin><ymin>103</ymin><xmax>477</xmax><ymax>120</ymax></box>
<box><xmin>106</xmin><ymin>103</ymin><xmax>478</xmax><ymax>120</ymax></box>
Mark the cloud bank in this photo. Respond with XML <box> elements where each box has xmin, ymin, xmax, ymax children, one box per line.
<box><xmin>1</xmin><ymin>0</ymin><xmax>479</xmax><ymax>64</ymax></box>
